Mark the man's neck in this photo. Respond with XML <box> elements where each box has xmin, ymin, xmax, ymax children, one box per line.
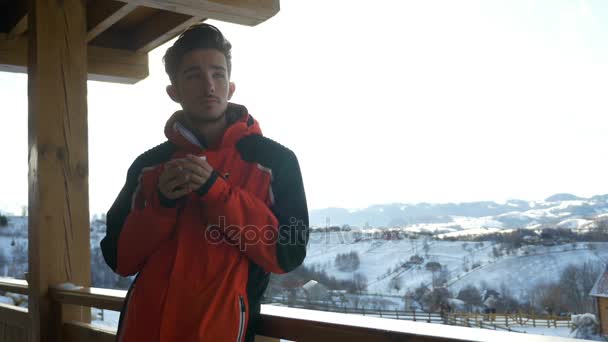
<box><xmin>184</xmin><ymin>112</ymin><xmax>228</xmax><ymax>149</ymax></box>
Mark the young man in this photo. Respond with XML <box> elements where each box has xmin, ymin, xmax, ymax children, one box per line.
<box><xmin>100</xmin><ymin>24</ymin><xmax>309</xmax><ymax>342</ymax></box>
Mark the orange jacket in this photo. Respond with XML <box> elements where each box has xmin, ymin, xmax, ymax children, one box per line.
<box><xmin>101</xmin><ymin>104</ymin><xmax>309</xmax><ymax>341</ymax></box>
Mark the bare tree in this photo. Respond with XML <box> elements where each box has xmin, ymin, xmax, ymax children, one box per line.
<box><xmin>426</xmin><ymin>261</ymin><xmax>442</xmax><ymax>288</ymax></box>
<box><xmin>353</xmin><ymin>273</ymin><xmax>368</xmax><ymax>294</ymax></box>
<box><xmin>388</xmin><ymin>277</ymin><xmax>402</xmax><ymax>292</ymax></box>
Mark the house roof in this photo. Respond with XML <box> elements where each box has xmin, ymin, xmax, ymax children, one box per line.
<box><xmin>302</xmin><ymin>280</ymin><xmax>328</xmax><ymax>291</ymax></box>
<box><xmin>590</xmin><ymin>269</ymin><xmax>608</xmax><ymax>298</ymax></box>
<box><xmin>0</xmin><ymin>0</ymin><xmax>279</xmax><ymax>83</ymax></box>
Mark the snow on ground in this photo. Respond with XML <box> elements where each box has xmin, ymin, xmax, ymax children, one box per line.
<box><xmin>516</xmin><ymin>326</ymin><xmax>572</xmax><ymax>338</ymax></box>
<box><xmin>91</xmin><ymin>308</ymin><xmax>120</xmax><ymax>331</ymax></box>
<box><xmin>305</xmin><ymin>231</ymin><xmax>608</xmax><ymax>303</ymax></box>
<box><xmin>448</xmin><ymin>244</ymin><xmax>608</xmax><ymax>300</ymax></box>
<box><xmin>305</xmin><ymin>232</ymin><xmax>498</xmax><ymax>295</ymax></box>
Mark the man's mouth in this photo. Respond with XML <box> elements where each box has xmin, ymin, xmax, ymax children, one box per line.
<box><xmin>201</xmin><ymin>98</ymin><xmax>219</xmax><ymax>105</ymax></box>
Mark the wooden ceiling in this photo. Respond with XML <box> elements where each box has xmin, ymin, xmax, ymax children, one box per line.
<box><xmin>0</xmin><ymin>0</ymin><xmax>279</xmax><ymax>83</ymax></box>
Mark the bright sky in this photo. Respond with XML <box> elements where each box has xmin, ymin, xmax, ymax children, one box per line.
<box><xmin>1</xmin><ymin>0</ymin><xmax>608</xmax><ymax>216</ymax></box>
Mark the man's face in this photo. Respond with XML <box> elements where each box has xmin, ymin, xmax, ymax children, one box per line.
<box><xmin>169</xmin><ymin>48</ymin><xmax>235</xmax><ymax>122</ymax></box>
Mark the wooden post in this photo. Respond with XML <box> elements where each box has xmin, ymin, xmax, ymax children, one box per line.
<box><xmin>255</xmin><ymin>336</ymin><xmax>280</xmax><ymax>342</ymax></box>
<box><xmin>27</xmin><ymin>0</ymin><xmax>91</xmax><ymax>340</ymax></box>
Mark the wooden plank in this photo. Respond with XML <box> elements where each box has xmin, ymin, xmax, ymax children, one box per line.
<box><xmin>63</xmin><ymin>322</ymin><xmax>115</xmax><ymax>342</ymax></box>
<box><xmin>601</xmin><ymin>298</ymin><xmax>608</xmax><ymax>336</ymax></box>
<box><xmin>87</xmin><ymin>44</ymin><xmax>149</xmax><ymax>83</ymax></box>
<box><xmin>0</xmin><ymin>321</ymin><xmax>28</xmax><ymax>342</ymax></box>
<box><xmin>0</xmin><ymin>303</ymin><xmax>28</xmax><ymax>329</ymax></box>
<box><xmin>0</xmin><ymin>278</ymin><xmax>28</xmax><ymax>296</ymax></box>
<box><xmin>8</xmin><ymin>14</ymin><xmax>28</xmax><ymax>39</ymax></box>
<box><xmin>86</xmin><ymin>0</ymin><xmax>138</xmax><ymax>42</ymax></box>
<box><xmin>27</xmin><ymin>0</ymin><xmax>91</xmax><ymax>339</ymax></box>
<box><xmin>257</xmin><ymin>305</ymin><xmax>579</xmax><ymax>342</ymax></box>
<box><xmin>50</xmin><ymin>287</ymin><xmax>126</xmax><ymax>312</ymax></box>
<box><xmin>67</xmin><ymin>320</ymin><xmax>303</xmax><ymax>342</ymax></box>
<box><xmin>0</xmin><ymin>0</ymin><xmax>27</xmax><ymax>34</ymax></box>
<box><xmin>115</xmin><ymin>0</ymin><xmax>279</xmax><ymax>26</ymax></box>
<box><xmin>0</xmin><ymin>35</ymin><xmax>149</xmax><ymax>84</ymax></box>
<box><xmin>132</xmin><ymin>11</ymin><xmax>205</xmax><ymax>52</ymax></box>
<box><xmin>254</xmin><ymin>336</ymin><xmax>279</xmax><ymax>342</ymax></box>
<box><xmin>90</xmin><ymin>11</ymin><xmax>204</xmax><ymax>53</ymax></box>
<box><xmin>111</xmin><ymin>6</ymin><xmax>158</xmax><ymax>31</ymax></box>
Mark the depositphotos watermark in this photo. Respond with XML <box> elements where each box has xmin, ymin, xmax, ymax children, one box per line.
<box><xmin>203</xmin><ymin>216</ymin><xmax>308</xmax><ymax>251</ymax></box>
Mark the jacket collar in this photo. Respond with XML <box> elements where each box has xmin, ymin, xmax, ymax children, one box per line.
<box><xmin>164</xmin><ymin>103</ymin><xmax>262</xmax><ymax>153</ymax></box>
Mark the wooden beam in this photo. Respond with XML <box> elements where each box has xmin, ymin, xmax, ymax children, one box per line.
<box><xmin>88</xmin><ymin>45</ymin><xmax>149</xmax><ymax>83</ymax></box>
<box><xmin>115</xmin><ymin>0</ymin><xmax>279</xmax><ymax>26</ymax></box>
<box><xmin>50</xmin><ymin>286</ymin><xmax>126</xmax><ymax>312</ymax></box>
<box><xmin>63</xmin><ymin>322</ymin><xmax>116</xmax><ymax>342</ymax></box>
<box><xmin>0</xmin><ymin>278</ymin><xmax>29</xmax><ymax>295</ymax></box>
<box><xmin>0</xmin><ymin>35</ymin><xmax>149</xmax><ymax>84</ymax></box>
<box><xmin>132</xmin><ymin>12</ymin><xmax>205</xmax><ymax>53</ymax></box>
<box><xmin>1</xmin><ymin>0</ymin><xmax>27</xmax><ymax>35</ymax></box>
<box><xmin>8</xmin><ymin>14</ymin><xmax>28</xmax><ymax>39</ymax></box>
<box><xmin>27</xmin><ymin>0</ymin><xmax>91</xmax><ymax>339</ymax></box>
<box><xmin>256</xmin><ymin>305</ymin><xmax>578</xmax><ymax>342</ymax></box>
<box><xmin>86</xmin><ymin>0</ymin><xmax>138</xmax><ymax>42</ymax></box>
<box><xmin>88</xmin><ymin>10</ymin><xmax>204</xmax><ymax>53</ymax></box>
<box><xmin>0</xmin><ymin>303</ymin><xmax>28</xmax><ymax>329</ymax></box>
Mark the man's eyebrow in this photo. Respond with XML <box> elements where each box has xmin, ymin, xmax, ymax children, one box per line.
<box><xmin>182</xmin><ymin>66</ymin><xmax>201</xmax><ymax>75</ymax></box>
<box><xmin>210</xmin><ymin>65</ymin><xmax>226</xmax><ymax>72</ymax></box>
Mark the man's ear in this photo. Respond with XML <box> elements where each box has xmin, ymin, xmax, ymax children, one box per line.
<box><xmin>228</xmin><ymin>82</ymin><xmax>236</xmax><ymax>100</ymax></box>
<box><xmin>166</xmin><ymin>84</ymin><xmax>180</xmax><ymax>103</ymax></box>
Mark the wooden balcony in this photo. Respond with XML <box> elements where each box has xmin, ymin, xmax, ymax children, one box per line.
<box><xmin>0</xmin><ymin>0</ymin><xmax>598</xmax><ymax>341</ymax></box>
<box><xmin>0</xmin><ymin>278</ymin><xmax>585</xmax><ymax>342</ymax></box>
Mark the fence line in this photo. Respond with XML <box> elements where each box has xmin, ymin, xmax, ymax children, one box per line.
<box><xmin>445</xmin><ymin>312</ymin><xmax>571</xmax><ymax>329</ymax></box>
<box><xmin>267</xmin><ymin>298</ymin><xmax>571</xmax><ymax>331</ymax></box>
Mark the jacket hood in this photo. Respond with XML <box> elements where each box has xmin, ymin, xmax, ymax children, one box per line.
<box><xmin>164</xmin><ymin>103</ymin><xmax>262</xmax><ymax>152</ymax></box>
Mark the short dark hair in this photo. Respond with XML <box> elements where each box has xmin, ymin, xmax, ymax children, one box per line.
<box><xmin>163</xmin><ymin>23</ymin><xmax>232</xmax><ymax>84</ymax></box>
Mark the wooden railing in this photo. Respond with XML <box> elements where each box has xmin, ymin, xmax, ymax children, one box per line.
<box><xmin>266</xmin><ymin>301</ymin><xmax>446</xmax><ymax>323</ymax></box>
<box><xmin>0</xmin><ymin>278</ymin><xmax>586</xmax><ymax>342</ymax></box>
<box><xmin>446</xmin><ymin>312</ymin><xmax>572</xmax><ymax>329</ymax></box>
<box><xmin>0</xmin><ymin>278</ymin><xmax>29</xmax><ymax>342</ymax></box>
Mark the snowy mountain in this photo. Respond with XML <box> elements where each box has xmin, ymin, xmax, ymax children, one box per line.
<box><xmin>310</xmin><ymin>193</ymin><xmax>608</xmax><ymax>232</ymax></box>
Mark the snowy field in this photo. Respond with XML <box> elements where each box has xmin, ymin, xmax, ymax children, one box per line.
<box><xmin>305</xmin><ymin>231</ymin><xmax>608</xmax><ymax>303</ymax></box>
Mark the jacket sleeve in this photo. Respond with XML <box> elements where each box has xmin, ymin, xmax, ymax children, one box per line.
<box><xmin>198</xmin><ymin>151</ymin><xmax>309</xmax><ymax>274</ymax></box>
<box><xmin>100</xmin><ymin>161</ymin><xmax>178</xmax><ymax>277</ymax></box>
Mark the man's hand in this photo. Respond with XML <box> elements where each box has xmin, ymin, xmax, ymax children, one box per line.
<box><xmin>158</xmin><ymin>159</ymin><xmax>196</xmax><ymax>200</ymax></box>
<box><xmin>180</xmin><ymin>154</ymin><xmax>214</xmax><ymax>189</ymax></box>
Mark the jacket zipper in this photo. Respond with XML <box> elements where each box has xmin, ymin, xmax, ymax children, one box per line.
<box><xmin>237</xmin><ymin>295</ymin><xmax>246</xmax><ymax>342</ymax></box>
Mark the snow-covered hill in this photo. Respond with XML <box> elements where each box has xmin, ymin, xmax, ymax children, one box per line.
<box><xmin>304</xmin><ymin>230</ymin><xmax>608</xmax><ymax>303</ymax></box>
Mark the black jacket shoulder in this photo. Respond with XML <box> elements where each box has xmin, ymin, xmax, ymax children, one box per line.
<box><xmin>236</xmin><ymin>134</ymin><xmax>297</xmax><ymax>170</ymax></box>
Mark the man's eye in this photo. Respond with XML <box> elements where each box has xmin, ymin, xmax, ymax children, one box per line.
<box><xmin>186</xmin><ymin>73</ymin><xmax>200</xmax><ymax>80</ymax></box>
<box><xmin>213</xmin><ymin>73</ymin><xmax>226</xmax><ymax>79</ymax></box>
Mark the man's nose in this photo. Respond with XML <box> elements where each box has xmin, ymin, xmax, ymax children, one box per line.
<box><xmin>203</xmin><ymin>74</ymin><xmax>215</xmax><ymax>94</ymax></box>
